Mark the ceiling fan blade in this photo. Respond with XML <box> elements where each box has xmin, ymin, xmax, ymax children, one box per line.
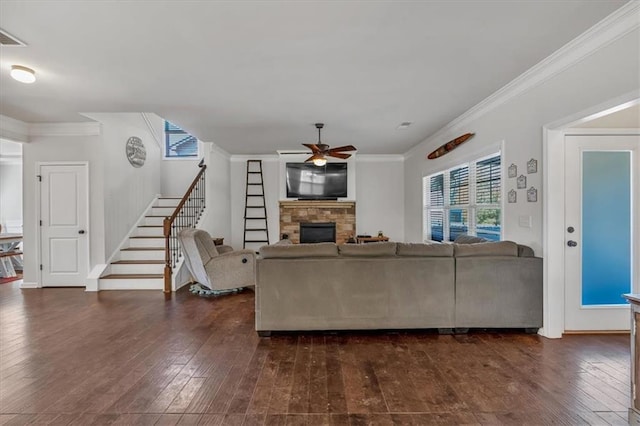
<box><xmin>328</xmin><ymin>145</ymin><xmax>357</xmax><ymax>153</ymax></box>
<box><xmin>303</xmin><ymin>143</ymin><xmax>321</xmax><ymax>153</ymax></box>
<box><xmin>328</xmin><ymin>152</ymin><xmax>351</xmax><ymax>160</ymax></box>
<box><xmin>304</xmin><ymin>153</ymin><xmax>325</xmax><ymax>163</ymax></box>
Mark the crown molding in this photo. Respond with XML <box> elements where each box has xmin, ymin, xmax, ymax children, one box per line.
<box><xmin>140</xmin><ymin>112</ymin><xmax>162</xmax><ymax>149</ymax></box>
<box><xmin>230</xmin><ymin>154</ymin><xmax>279</xmax><ymax>162</ymax></box>
<box><xmin>404</xmin><ymin>1</ymin><xmax>640</xmax><ymax>160</ymax></box>
<box><xmin>0</xmin><ymin>155</ymin><xmax>22</xmax><ymax>165</ymax></box>
<box><xmin>0</xmin><ymin>114</ymin><xmax>29</xmax><ymax>142</ymax></box>
<box><xmin>207</xmin><ymin>142</ymin><xmax>231</xmax><ymax>159</ymax></box>
<box><xmin>29</xmin><ymin>122</ymin><xmax>101</xmax><ymax>137</ymax></box>
<box><xmin>356</xmin><ymin>154</ymin><xmax>404</xmax><ymax>162</ymax></box>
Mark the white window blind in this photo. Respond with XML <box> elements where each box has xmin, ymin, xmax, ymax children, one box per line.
<box><xmin>423</xmin><ymin>153</ymin><xmax>501</xmax><ymax>242</ymax></box>
<box><xmin>164</xmin><ymin>121</ymin><xmax>199</xmax><ymax>159</ymax></box>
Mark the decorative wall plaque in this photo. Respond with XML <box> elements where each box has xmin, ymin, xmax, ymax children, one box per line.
<box><xmin>527</xmin><ymin>158</ymin><xmax>538</xmax><ymax>174</ymax></box>
<box><xmin>508</xmin><ymin>164</ymin><xmax>517</xmax><ymax>178</ymax></box>
<box><xmin>126</xmin><ymin>136</ymin><xmax>146</xmax><ymax>168</ymax></box>
<box><xmin>517</xmin><ymin>174</ymin><xmax>527</xmax><ymax>189</ymax></box>
<box><xmin>508</xmin><ymin>189</ymin><xmax>517</xmax><ymax>203</ymax></box>
<box><xmin>527</xmin><ymin>187</ymin><xmax>538</xmax><ymax>202</ymax></box>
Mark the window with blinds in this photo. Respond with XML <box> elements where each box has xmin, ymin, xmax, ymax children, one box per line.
<box><xmin>164</xmin><ymin>121</ymin><xmax>199</xmax><ymax>159</ymax></box>
<box><xmin>423</xmin><ymin>152</ymin><xmax>501</xmax><ymax>242</ymax></box>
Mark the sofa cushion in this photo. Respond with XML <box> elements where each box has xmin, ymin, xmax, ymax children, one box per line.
<box><xmin>517</xmin><ymin>244</ymin><xmax>535</xmax><ymax>257</ymax></box>
<box><xmin>338</xmin><ymin>242</ymin><xmax>397</xmax><ymax>257</ymax></box>
<box><xmin>454</xmin><ymin>241</ymin><xmax>518</xmax><ymax>257</ymax></box>
<box><xmin>396</xmin><ymin>242</ymin><xmax>454</xmax><ymax>257</ymax></box>
<box><xmin>454</xmin><ymin>234</ymin><xmax>488</xmax><ymax>244</ymax></box>
<box><xmin>260</xmin><ymin>242</ymin><xmax>338</xmax><ymax>258</ymax></box>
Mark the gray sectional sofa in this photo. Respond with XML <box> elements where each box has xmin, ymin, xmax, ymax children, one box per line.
<box><xmin>255</xmin><ymin>240</ymin><xmax>542</xmax><ymax>336</ymax></box>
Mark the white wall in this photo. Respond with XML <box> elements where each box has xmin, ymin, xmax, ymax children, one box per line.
<box><xmin>0</xmin><ymin>140</ymin><xmax>23</xmax><ymax>230</ymax></box>
<box><xmin>21</xmin><ymin>113</ymin><xmax>166</xmax><ymax>285</ymax></box>
<box><xmin>83</xmin><ymin>113</ymin><xmax>162</xmax><ymax>258</ymax></box>
<box><xmin>22</xmin><ymin>134</ymin><xmax>106</xmax><ymax>285</ymax></box>
<box><xmin>161</xmin><ymin>148</ymin><xmax>205</xmax><ymax>197</ymax></box>
<box><xmin>355</xmin><ymin>157</ymin><xmax>404</xmax><ymax>241</ymax></box>
<box><xmin>197</xmin><ymin>144</ymin><xmax>233</xmax><ymax>244</ymax></box>
<box><xmin>230</xmin><ymin>156</ymin><xmax>280</xmax><ymax>249</ymax></box>
<box><xmin>403</xmin><ymin>28</ymin><xmax>640</xmax><ymax>255</ymax></box>
<box><xmin>228</xmin><ymin>155</ymin><xmax>405</xmax><ymax>248</ymax></box>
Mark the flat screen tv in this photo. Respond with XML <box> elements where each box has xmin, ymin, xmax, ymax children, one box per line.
<box><xmin>286</xmin><ymin>162</ymin><xmax>348</xmax><ymax>199</ymax></box>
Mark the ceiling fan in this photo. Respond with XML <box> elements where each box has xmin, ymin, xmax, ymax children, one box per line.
<box><xmin>303</xmin><ymin>123</ymin><xmax>357</xmax><ymax>166</ymax></box>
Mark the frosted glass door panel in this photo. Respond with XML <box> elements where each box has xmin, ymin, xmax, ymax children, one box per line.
<box><xmin>582</xmin><ymin>151</ymin><xmax>631</xmax><ymax>306</ymax></box>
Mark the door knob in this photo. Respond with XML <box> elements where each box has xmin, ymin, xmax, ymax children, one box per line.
<box><xmin>567</xmin><ymin>240</ymin><xmax>577</xmax><ymax>247</ymax></box>
<box><xmin>78</xmin><ymin>230</ymin><xmax>86</xmax><ymax>234</ymax></box>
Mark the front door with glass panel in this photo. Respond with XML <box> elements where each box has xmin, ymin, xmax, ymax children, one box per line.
<box><xmin>564</xmin><ymin>134</ymin><xmax>639</xmax><ymax>331</ymax></box>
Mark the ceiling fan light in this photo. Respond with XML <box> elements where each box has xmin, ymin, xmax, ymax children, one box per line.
<box><xmin>313</xmin><ymin>157</ymin><xmax>327</xmax><ymax>166</ymax></box>
<box><xmin>10</xmin><ymin>65</ymin><xmax>36</xmax><ymax>83</ymax></box>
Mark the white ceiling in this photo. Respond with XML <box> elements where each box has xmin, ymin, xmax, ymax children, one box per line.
<box><xmin>0</xmin><ymin>1</ymin><xmax>629</xmax><ymax>155</ymax></box>
<box><xmin>575</xmin><ymin>104</ymin><xmax>640</xmax><ymax>128</ymax></box>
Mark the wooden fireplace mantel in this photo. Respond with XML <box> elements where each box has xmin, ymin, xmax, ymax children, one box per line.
<box><xmin>279</xmin><ymin>200</ymin><xmax>355</xmax><ymax>209</ymax></box>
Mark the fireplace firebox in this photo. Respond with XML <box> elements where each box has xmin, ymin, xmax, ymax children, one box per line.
<box><xmin>300</xmin><ymin>222</ymin><xmax>336</xmax><ymax>244</ymax></box>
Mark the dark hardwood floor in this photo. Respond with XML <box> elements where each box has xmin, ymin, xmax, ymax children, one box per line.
<box><xmin>0</xmin><ymin>282</ymin><xmax>631</xmax><ymax>425</ymax></box>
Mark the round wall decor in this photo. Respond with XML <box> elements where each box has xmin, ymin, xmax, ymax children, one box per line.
<box><xmin>126</xmin><ymin>136</ymin><xmax>146</xmax><ymax>168</ymax></box>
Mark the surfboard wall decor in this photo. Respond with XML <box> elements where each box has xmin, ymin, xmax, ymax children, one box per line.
<box><xmin>427</xmin><ymin>133</ymin><xmax>475</xmax><ymax>160</ymax></box>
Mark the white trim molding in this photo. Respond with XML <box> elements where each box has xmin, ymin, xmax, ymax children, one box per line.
<box><xmin>0</xmin><ymin>114</ymin><xmax>29</xmax><ymax>142</ymax></box>
<box><xmin>356</xmin><ymin>154</ymin><xmax>404</xmax><ymax>163</ymax></box>
<box><xmin>29</xmin><ymin>122</ymin><xmax>101</xmax><ymax>137</ymax></box>
<box><xmin>0</xmin><ymin>114</ymin><xmax>103</xmax><ymax>142</ymax></box>
<box><xmin>405</xmin><ymin>1</ymin><xmax>640</xmax><ymax>160</ymax></box>
<box><xmin>140</xmin><ymin>112</ymin><xmax>162</xmax><ymax>149</ymax></box>
<box><xmin>230</xmin><ymin>154</ymin><xmax>279</xmax><ymax>162</ymax></box>
<box><xmin>208</xmin><ymin>142</ymin><xmax>231</xmax><ymax>159</ymax></box>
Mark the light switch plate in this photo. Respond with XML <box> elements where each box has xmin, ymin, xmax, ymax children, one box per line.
<box><xmin>519</xmin><ymin>215</ymin><xmax>532</xmax><ymax>228</ymax></box>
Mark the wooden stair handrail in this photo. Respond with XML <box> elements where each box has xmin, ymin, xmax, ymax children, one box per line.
<box><xmin>163</xmin><ymin>163</ymin><xmax>207</xmax><ymax>293</ymax></box>
<box><xmin>166</xmin><ymin>165</ymin><xmax>207</xmax><ymax>225</ymax></box>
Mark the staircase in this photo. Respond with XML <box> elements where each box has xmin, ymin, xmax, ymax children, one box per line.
<box><xmin>99</xmin><ymin>197</ymin><xmax>180</xmax><ymax>290</ymax></box>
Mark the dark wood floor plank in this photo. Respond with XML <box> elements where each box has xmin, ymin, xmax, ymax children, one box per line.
<box><xmin>338</xmin><ymin>335</ymin><xmax>389</xmax><ymax>414</ymax></box>
<box><xmin>287</xmin><ymin>335</ymin><xmax>312</xmax><ymax>414</ymax></box>
<box><xmin>0</xmin><ymin>283</ymin><xmax>633</xmax><ymax>423</ymax></box>
<box><xmin>265</xmin><ymin>337</ymin><xmax>297</xmax><ymax>415</ymax></box>
<box><xmin>194</xmin><ymin>414</ymin><xmax>224</xmax><ymax>425</ymax></box>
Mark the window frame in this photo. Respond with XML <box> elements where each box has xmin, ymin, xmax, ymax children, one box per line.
<box><xmin>423</xmin><ymin>152</ymin><xmax>502</xmax><ymax>242</ymax></box>
<box><xmin>163</xmin><ymin>121</ymin><xmax>200</xmax><ymax>160</ymax></box>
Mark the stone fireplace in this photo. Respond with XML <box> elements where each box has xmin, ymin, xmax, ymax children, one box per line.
<box><xmin>279</xmin><ymin>201</ymin><xmax>355</xmax><ymax>244</ymax></box>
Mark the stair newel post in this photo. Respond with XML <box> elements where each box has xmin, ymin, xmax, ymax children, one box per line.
<box><xmin>163</xmin><ymin>217</ymin><xmax>172</xmax><ymax>293</ymax></box>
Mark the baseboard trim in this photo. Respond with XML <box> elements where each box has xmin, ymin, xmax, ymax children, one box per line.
<box><xmin>20</xmin><ymin>281</ymin><xmax>40</xmax><ymax>289</ymax></box>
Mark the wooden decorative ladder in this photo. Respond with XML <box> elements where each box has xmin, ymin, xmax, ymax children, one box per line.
<box><xmin>243</xmin><ymin>160</ymin><xmax>270</xmax><ymax>250</ymax></box>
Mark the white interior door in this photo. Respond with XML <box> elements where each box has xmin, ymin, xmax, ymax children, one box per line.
<box><xmin>564</xmin><ymin>134</ymin><xmax>639</xmax><ymax>331</ymax></box>
<box><xmin>40</xmin><ymin>164</ymin><xmax>89</xmax><ymax>287</ymax></box>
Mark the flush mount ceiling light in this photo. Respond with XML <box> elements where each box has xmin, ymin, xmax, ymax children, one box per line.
<box><xmin>10</xmin><ymin>65</ymin><xmax>36</xmax><ymax>83</ymax></box>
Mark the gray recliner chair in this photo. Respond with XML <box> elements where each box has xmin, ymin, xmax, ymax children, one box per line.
<box><xmin>178</xmin><ymin>228</ymin><xmax>256</xmax><ymax>295</ymax></box>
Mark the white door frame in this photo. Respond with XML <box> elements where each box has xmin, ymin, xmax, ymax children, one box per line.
<box><xmin>542</xmin><ymin>92</ymin><xmax>639</xmax><ymax>338</ymax></box>
<box><xmin>36</xmin><ymin>161</ymin><xmax>91</xmax><ymax>287</ymax></box>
